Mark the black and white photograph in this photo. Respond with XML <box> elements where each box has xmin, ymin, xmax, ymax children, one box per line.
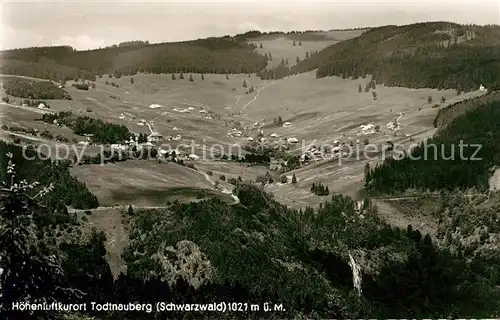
<box><xmin>1</xmin><ymin>0</ymin><xmax>500</xmax><ymax>318</ymax></box>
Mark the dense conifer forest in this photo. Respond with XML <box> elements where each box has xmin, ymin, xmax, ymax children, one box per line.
<box><xmin>3</xmin><ymin>78</ymin><xmax>71</xmax><ymax>100</ymax></box>
<box><xmin>42</xmin><ymin>112</ymin><xmax>131</xmax><ymax>145</ymax></box>
<box><xmin>365</xmin><ymin>98</ymin><xmax>500</xmax><ymax>193</ymax></box>
<box><xmin>2</xmin><ymin>23</ymin><xmax>499</xmax><ymax>90</ymax></box>
<box><xmin>2</xmin><ymin>174</ymin><xmax>499</xmax><ymax>319</ymax></box>
<box><xmin>295</xmin><ymin>22</ymin><xmax>500</xmax><ymax>90</ymax></box>
<box><xmin>0</xmin><ymin>36</ymin><xmax>268</xmax><ymax>81</ymax></box>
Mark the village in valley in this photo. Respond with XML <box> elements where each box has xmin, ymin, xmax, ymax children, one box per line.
<box><xmin>0</xmin><ymin>64</ymin><xmax>488</xmax><ymax>209</ymax></box>
<box><xmin>2</xmin><ymin>7</ymin><xmax>500</xmax><ymax>318</ymax></box>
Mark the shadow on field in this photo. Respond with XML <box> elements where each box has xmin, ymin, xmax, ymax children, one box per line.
<box><xmin>110</xmin><ymin>186</ymin><xmax>233</xmax><ymax>206</ymax></box>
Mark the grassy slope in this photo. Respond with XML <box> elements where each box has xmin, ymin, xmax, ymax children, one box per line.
<box><xmin>250</xmin><ymin>30</ymin><xmax>365</xmax><ymax>69</ymax></box>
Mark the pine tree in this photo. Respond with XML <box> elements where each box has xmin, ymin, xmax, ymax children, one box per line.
<box><xmin>189</xmin><ymin>74</ymin><xmax>194</xmax><ymax>82</ymax></box>
<box><xmin>242</xmin><ymin>80</ymin><xmax>247</xmax><ymax>88</ymax></box>
<box><xmin>201</xmin><ymin>74</ymin><xmax>205</xmax><ymax>80</ymax></box>
<box><xmin>296</xmin><ymin>56</ymin><xmax>300</xmax><ymax>64</ymax></box>
<box><xmin>293</xmin><ymin>40</ymin><xmax>296</xmax><ymax>46</ymax></box>
<box><xmin>226</xmin><ymin>74</ymin><xmax>229</xmax><ymax>80</ymax></box>
<box><xmin>130</xmin><ymin>77</ymin><xmax>134</xmax><ymax>84</ymax></box>
<box><xmin>172</xmin><ymin>74</ymin><xmax>176</xmax><ymax>80</ymax></box>
<box><xmin>427</xmin><ymin>96</ymin><xmax>433</xmax><ymax>104</ymax></box>
<box><xmin>358</xmin><ymin>84</ymin><xmax>362</xmax><ymax>93</ymax></box>
<box><xmin>127</xmin><ymin>205</ymin><xmax>134</xmax><ymax>215</ymax></box>
<box><xmin>292</xmin><ymin>173</ymin><xmax>297</xmax><ymax>185</ymax></box>
<box><xmin>0</xmin><ymin>153</ymin><xmax>84</xmax><ymax>317</ymax></box>
<box><xmin>305</xmin><ymin>51</ymin><xmax>310</xmax><ymax>59</ymax></box>
<box><xmin>179</xmin><ymin>72</ymin><xmax>184</xmax><ymax>79</ymax></box>
<box><xmin>268</xmin><ymin>53</ymin><xmax>272</xmax><ymax>60</ymax></box>
<box><xmin>298</xmin><ymin>40</ymin><xmax>302</xmax><ymax>46</ymax></box>
<box><xmin>259</xmin><ymin>43</ymin><xmax>263</xmax><ymax>49</ymax></box>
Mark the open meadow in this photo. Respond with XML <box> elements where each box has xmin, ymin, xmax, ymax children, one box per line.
<box><xmin>1</xmin><ymin>67</ymin><xmax>485</xmax><ymax>208</ymax></box>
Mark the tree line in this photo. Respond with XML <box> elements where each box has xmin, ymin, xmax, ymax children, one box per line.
<box><xmin>311</xmin><ymin>182</ymin><xmax>330</xmax><ymax>196</ymax></box>
<box><xmin>295</xmin><ymin>22</ymin><xmax>500</xmax><ymax>91</ymax></box>
<box><xmin>2</xmin><ymin>158</ymin><xmax>500</xmax><ymax>319</ymax></box>
<box><xmin>42</xmin><ymin>112</ymin><xmax>131</xmax><ymax>145</ymax></box>
<box><xmin>3</xmin><ymin>78</ymin><xmax>71</xmax><ymax>100</ymax></box>
<box><xmin>365</xmin><ymin>98</ymin><xmax>500</xmax><ymax>194</ymax></box>
<box><xmin>0</xmin><ymin>35</ymin><xmax>268</xmax><ymax>82</ymax></box>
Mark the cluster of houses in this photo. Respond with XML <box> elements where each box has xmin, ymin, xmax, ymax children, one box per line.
<box><xmin>302</xmin><ymin>140</ymin><xmax>342</xmax><ymax>160</ymax></box>
<box><xmin>227</xmin><ymin>128</ymin><xmax>243</xmax><ymax>138</ymax></box>
<box><xmin>358</xmin><ymin>124</ymin><xmax>377</xmax><ymax>136</ymax></box>
<box><xmin>94</xmin><ymin>131</ymin><xmax>200</xmax><ymax>161</ymax></box>
<box><xmin>173</xmin><ymin>106</ymin><xmax>195</xmax><ymax>113</ymax></box>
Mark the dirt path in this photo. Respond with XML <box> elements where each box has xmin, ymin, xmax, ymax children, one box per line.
<box><xmin>239</xmin><ymin>80</ymin><xmax>275</xmax><ymax>115</ymax></box>
<box><xmin>0</xmin><ymin>74</ymin><xmax>51</xmax><ymax>82</ymax></box>
<box><xmin>0</xmin><ymin>102</ymin><xmax>55</xmax><ymax>115</ymax></box>
<box><xmin>198</xmin><ymin>169</ymin><xmax>240</xmax><ymax>204</ymax></box>
<box><xmin>68</xmin><ymin>205</ymin><xmax>170</xmax><ymax>214</ymax></box>
<box><xmin>85</xmin><ymin>97</ymin><xmax>114</xmax><ymax>112</ymax></box>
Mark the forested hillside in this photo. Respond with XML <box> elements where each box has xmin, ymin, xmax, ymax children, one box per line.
<box><xmin>434</xmin><ymin>91</ymin><xmax>500</xmax><ymax>130</ymax></box>
<box><xmin>4</xmin><ymin>22</ymin><xmax>499</xmax><ymax>89</ymax></box>
<box><xmin>0</xmin><ymin>36</ymin><xmax>268</xmax><ymax>81</ymax></box>
<box><xmin>365</xmin><ymin>97</ymin><xmax>500</xmax><ymax>194</ymax></box>
<box><xmin>0</xmin><ymin>142</ymin><xmax>98</xmax><ymax>209</ymax></box>
<box><xmin>2</xmin><ymin>178</ymin><xmax>499</xmax><ymax>319</ymax></box>
<box><xmin>295</xmin><ymin>22</ymin><xmax>500</xmax><ymax>90</ymax></box>
<box><xmin>3</xmin><ymin>78</ymin><xmax>71</xmax><ymax>100</ymax></box>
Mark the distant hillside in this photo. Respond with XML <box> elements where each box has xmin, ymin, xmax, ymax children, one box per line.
<box><xmin>295</xmin><ymin>22</ymin><xmax>500</xmax><ymax>91</ymax></box>
<box><xmin>365</xmin><ymin>96</ymin><xmax>500</xmax><ymax>194</ymax></box>
<box><xmin>434</xmin><ymin>92</ymin><xmax>500</xmax><ymax>130</ymax></box>
<box><xmin>0</xmin><ymin>36</ymin><xmax>268</xmax><ymax>81</ymax></box>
